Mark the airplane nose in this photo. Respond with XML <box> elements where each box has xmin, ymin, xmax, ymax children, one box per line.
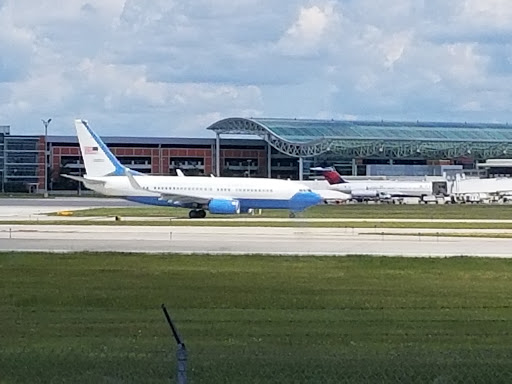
<box><xmin>289</xmin><ymin>191</ymin><xmax>323</xmax><ymax>211</ymax></box>
<box><xmin>304</xmin><ymin>191</ymin><xmax>323</xmax><ymax>205</ymax></box>
<box><xmin>311</xmin><ymin>191</ymin><xmax>322</xmax><ymax>205</ymax></box>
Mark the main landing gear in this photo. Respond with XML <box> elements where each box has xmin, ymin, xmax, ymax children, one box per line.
<box><xmin>189</xmin><ymin>209</ymin><xmax>206</xmax><ymax>219</ymax></box>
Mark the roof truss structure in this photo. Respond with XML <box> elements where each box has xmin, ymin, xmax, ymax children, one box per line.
<box><xmin>207</xmin><ymin>118</ymin><xmax>512</xmax><ymax>160</ymax></box>
<box><xmin>207</xmin><ymin>118</ymin><xmax>330</xmax><ymax>157</ymax></box>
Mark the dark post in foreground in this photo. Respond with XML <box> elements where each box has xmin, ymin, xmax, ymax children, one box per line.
<box><xmin>161</xmin><ymin>304</ymin><xmax>187</xmax><ymax>384</ymax></box>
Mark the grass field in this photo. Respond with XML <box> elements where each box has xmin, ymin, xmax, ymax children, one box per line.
<box><xmin>364</xmin><ymin>231</ymin><xmax>512</xmax><ymax>239</ymax></box>
<box><xmin>9</xmin><ymin>219</ymin><xmax>512</xmax><ymax>230</ymax></box>
<box><xmin>57</xmin><ymin>204</ymin><xmax>512</xmax><ymax>220</ymax></box>
<box><xmin>1</xmin><ymin>253</ymin><xmax>512</xmax><ymax>383</ymax></box>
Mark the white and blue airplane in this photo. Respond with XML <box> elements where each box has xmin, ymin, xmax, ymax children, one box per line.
<box><xmin>64</xmin><ymin>120</ymin><xmax>322</xmax><ymax>218</ymax></box>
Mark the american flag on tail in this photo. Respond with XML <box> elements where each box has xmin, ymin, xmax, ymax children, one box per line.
<box><xmin>84</xmin><ymin>146</ymin><xmax>98</xmax><ymax>154</ymax></box>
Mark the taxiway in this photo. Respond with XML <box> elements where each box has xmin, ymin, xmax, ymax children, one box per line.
<box><xmin>1</xmin><ymin>224</ymin><xmax>512</xmax><ymax>257</ymax></box>
<box><xmin>2</xmin><ymin>198</ymin><xmax>512</xmax><ymax>257</ymax></box>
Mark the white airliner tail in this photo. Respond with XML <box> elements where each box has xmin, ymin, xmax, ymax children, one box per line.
<box><xmin>75</xmin><ymin>119</ymin><xmax>127</xmax><ymax>177</ymax></box>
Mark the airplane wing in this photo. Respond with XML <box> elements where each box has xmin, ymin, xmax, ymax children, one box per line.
<box><xmin>61</xmin><ymin>174</ymin><xmax>106</xmax><ymax>185</ymax></box>
<box><xmin>125</xmin><ymin>170</ymin><xmax>211</xmax><ymax>205</ymax></box>
<box><xmin>160</xmin><ymin>193</ymin><xmax>210</xmax><ymax>205</ymax></box>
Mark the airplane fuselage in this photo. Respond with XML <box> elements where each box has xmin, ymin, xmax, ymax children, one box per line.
<box><xmin>84</xmin><ymin>175</ymin><xmax>320</xmax><ymax>211</ymax></box>
<box><xmin>330</xmin><ymin>180</ymin><xmax>433</xmax><ymax>197</ymax></box>
<box><xmin>301</xmin><ymin>179</ymin><xmax>433</xmax><ymax>198</ymax></box>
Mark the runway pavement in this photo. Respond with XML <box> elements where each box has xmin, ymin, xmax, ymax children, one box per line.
<box><xmin>1</xmin><ymin>224</ymin><xmax>512</xmax><ymax>257</ymax></box>
<box><xmin>2</xmin><ymin>198</ymin><xmax>512</xmax><ymax>257</ymax></box>
<box><xmin>0</xmin><ymin>197</ymin><xmax>137</xmax><ymax>220</ymax></box>
<box><xmin>0</xmin><ymin>197</ymin><xmax>137</xmax><ymax>207</ymax></box>
<box><xmin>4</xmin><ymin>197</ymin><xmax>512</xmax><ymax>223</ymax></box>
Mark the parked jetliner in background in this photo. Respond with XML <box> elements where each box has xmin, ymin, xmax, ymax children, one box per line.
<box><xmin>64</xmin><ymin>120</ymin><xmax>322</xmax><ymax>218</ymax></box>
<box><xmin>310</xmin><ymin>167</ymin><xmax>439</xmax><ymax>202</ymax></box>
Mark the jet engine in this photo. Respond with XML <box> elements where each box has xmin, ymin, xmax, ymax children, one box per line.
<box><xmin>208</xmin><ymin>199</ymin><xmax>241</xmax><ymax>214</ymax></box>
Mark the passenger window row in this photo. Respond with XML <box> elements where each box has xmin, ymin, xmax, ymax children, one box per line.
<box><xmin>142</xmin><ymin>186</ymin><xmax>275</xmax><ymax>193</ymax></box>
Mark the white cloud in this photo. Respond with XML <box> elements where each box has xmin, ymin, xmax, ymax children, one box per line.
<box><xmin>457</xmin><ymin>100</ymin><xmax>482</xmax><ymax>112</ymax></box>
<box><xmin>461</xmin><ymin>0</ymin><xmax>512</xmax><ymax>28</ymax></box>
<box><xmin>278</xmin><ymin>4</ymin><xmax>340</xmax><ymax>57</ymax></box>
<box><xmin>380</xmin><ymin>32</ymin><xmax>413</xmax><ymax>68</ymax></box>
<box><xmin>443</xmin><ymin>43</ymin><xmax>488</xmax><ymax>83</ymax></box>
<box><xmin>0</xmin><ymin>0</ymin><xmax>512</xmax><ymax>137</ymax></box>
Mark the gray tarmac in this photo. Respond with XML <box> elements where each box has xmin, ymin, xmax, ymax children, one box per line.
<box><xmin>1</xmin><ymin>224</ymin><xmax>512</xmax><ymax>257</ymax></box>
<box><xmin>0</xmin><ymin>197</ymin><xmax>137</xmax><ymax>220</ymax></box>
<box><xmin>1</xmin><ymin>198</ymin><xmax>512</xmax><ymax>257</ymax></box>
<box><xmin>0</xmin><ymin>197</ymin><xmax>137</xmax><ymax>207</ymax></box>
<box><xmin>4</xmin><ymin>197</ymin><xmax>512</xmax><ymax>223</ymax></box>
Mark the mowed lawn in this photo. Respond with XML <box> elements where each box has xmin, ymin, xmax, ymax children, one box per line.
<box><xmin>61</xmin><ymin>203</ymin><xmax>512</xmax><ymax>220</ymax></box>
<box><xmin>1</xmin><ymin>253</ymin><xmax>512</xmax><ymax>383</ymax></box>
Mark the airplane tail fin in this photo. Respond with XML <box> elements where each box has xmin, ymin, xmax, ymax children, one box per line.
<box><xmin>75</xmin><ymin>119</ymin><xmax>126</xmax><ymax>177</ymax></box>
<box><xmin>310</xmin><ymin>167</ymin><xmax>347</xmax><ymax>185</ymax></box>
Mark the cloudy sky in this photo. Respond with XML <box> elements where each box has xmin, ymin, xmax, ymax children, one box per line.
<box><xmin>1</xmin><ymin>0</ymin><xmax>511</xmax><ymax>137</ymax></box>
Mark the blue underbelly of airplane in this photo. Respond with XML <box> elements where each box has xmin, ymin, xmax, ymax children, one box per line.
<box><xmin>125</xmin><ymin>196</ymin><xmax>313</xmax><ymax>211</ymax></box>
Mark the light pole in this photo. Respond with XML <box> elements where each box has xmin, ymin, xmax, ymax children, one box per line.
<box><xmin>41</xmin><ymin>118</ymin><xmax>52</xmax><ymax>197</ymax></box>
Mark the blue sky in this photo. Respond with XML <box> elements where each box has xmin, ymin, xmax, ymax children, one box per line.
<box><xmin>1</xmin><ymin>0</ymin><xmax>511</xmax><ymax>137</ymax></box>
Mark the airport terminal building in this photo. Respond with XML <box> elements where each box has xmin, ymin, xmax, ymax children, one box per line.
<box><xmin>2</xmin><ymin>118</ymin><xmax>512</xmax><ymax>192</ymax></box>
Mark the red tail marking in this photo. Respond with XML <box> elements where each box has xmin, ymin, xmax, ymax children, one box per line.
<box><xmin>323</xmin><ymin>170</ymin><xmax>346</xmax><ymax>185</ymax></box>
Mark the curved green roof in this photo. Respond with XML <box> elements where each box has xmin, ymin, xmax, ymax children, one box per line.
<box><xmin>251</xmin><ymin>118</ymin><xmax>512</xmax><ymax>142</ymax></box>
<box><xmin>207</xmin><ymin>118</ymin><xmax>512</xmax><ymax>159</ymax></box>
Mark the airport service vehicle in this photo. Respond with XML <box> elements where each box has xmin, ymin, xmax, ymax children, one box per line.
<box><xmin>64</xmin><ymin>120</ymin><xmax>322</xmax><ymax>218</ymax></box>
<box><xmin>449</xmin><ymin>175</ymin><xmax>512</xmax><ymax>203</ymax></box>
<box><xmin>310</xmin><ymin>167</ymin><xmax>447</xmax><ymax>202</ymax></box>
